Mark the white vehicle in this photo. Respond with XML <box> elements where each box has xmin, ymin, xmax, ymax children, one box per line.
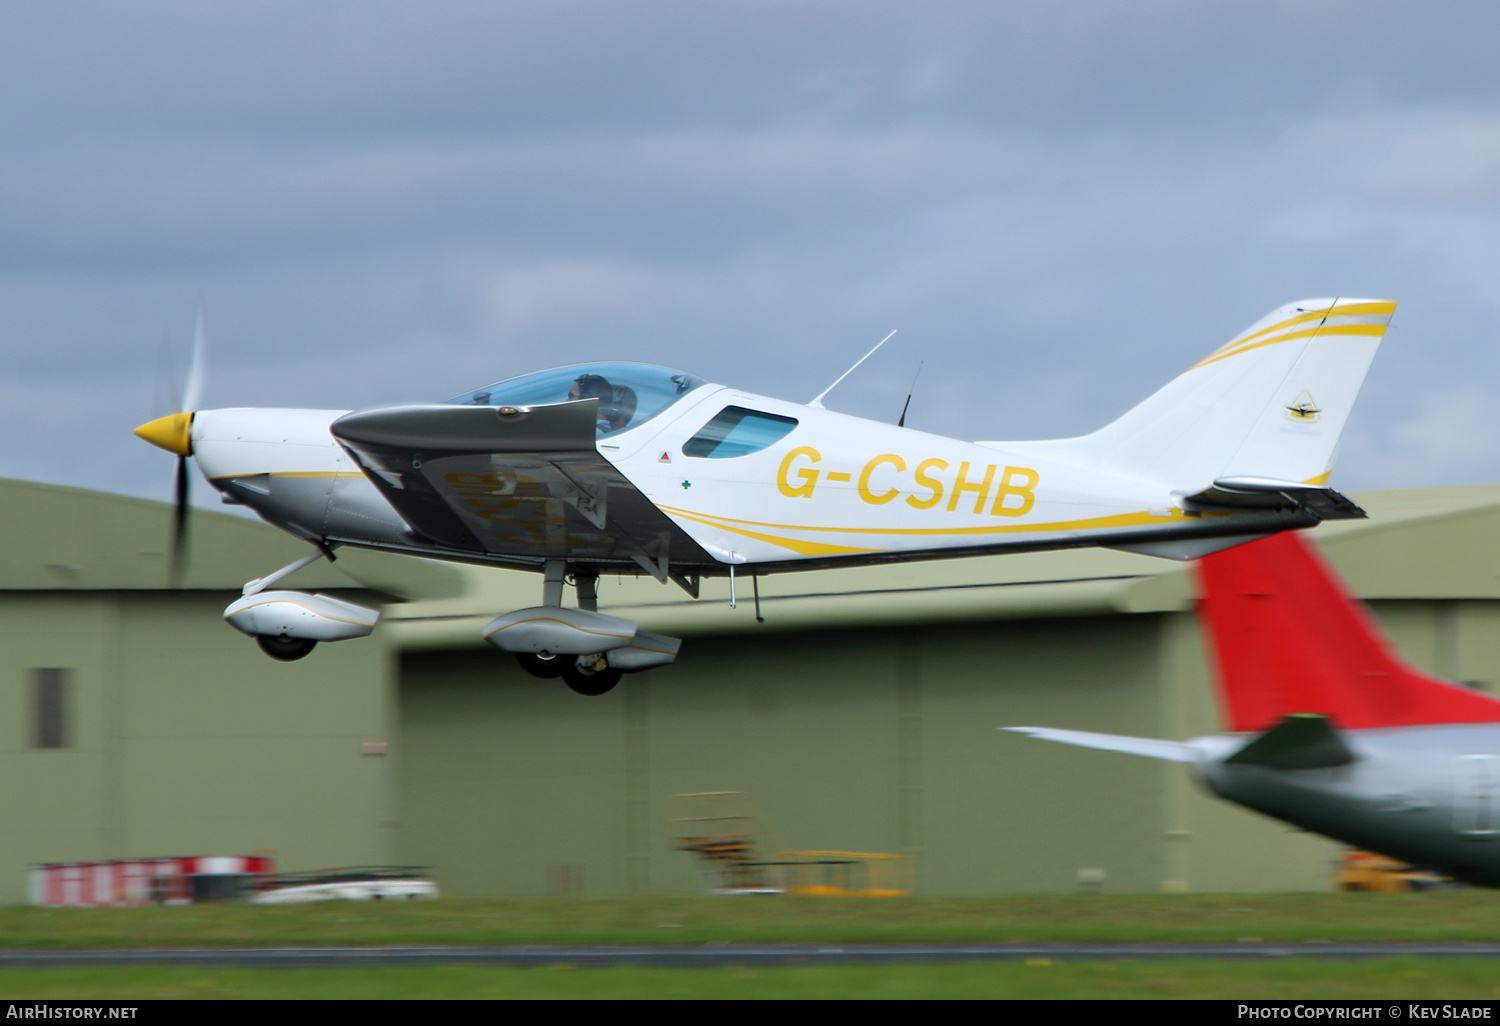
<box><xmin>136</xmin><ymin>298</ymin><xmax>1393</xmax><ymax>694</ymax></box>
<box><xmin>250</xmin><ymin>868</ymin><xmax>438</xmax><ymax>903</ymax></box>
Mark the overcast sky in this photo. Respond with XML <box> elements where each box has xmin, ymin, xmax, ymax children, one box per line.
<box><xmin>5</xmin><ymin>1</ymin><xmax>1500</xmax><ymax>508</ymax></box>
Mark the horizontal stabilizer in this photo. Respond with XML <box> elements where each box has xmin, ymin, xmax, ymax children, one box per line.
<box><xmin>1184</xmin><ymin>477</ymin><xmax>1366</xmax><ymax>522</ymax></box>
<box><xmin>1002</xmin><ymin>726</ymin><xmax>1198</xmax><ymax>763</ymax></box>
<box><xmin>1224</xmin><ymin>713</ymin><xmax>1355</xmax><ymax>770</ymax></box>
<box><xmin>1197</xmin><ymin>532</ymin><xmax>1500</xmax><ymax>731</ymax></box>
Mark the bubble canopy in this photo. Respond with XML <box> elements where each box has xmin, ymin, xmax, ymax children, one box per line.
<box><xmin>448</xmin><ymin>363</ymin><xmax>709</xmax><ymax>436</ymax></box>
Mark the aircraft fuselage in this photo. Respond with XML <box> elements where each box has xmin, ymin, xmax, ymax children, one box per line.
<box><xmin>189</xmin><ymin>386</ymin><xmax>1306</xmax><ymax>575</ymax></box>
<box><xmin>1196</xmin><ymin>724</ymin><xmax>1500</xmax><ymax>886</ymax></box>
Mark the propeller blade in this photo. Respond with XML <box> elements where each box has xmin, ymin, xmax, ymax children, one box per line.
<box><xmin>180</xmin><ymin>306</ymin><xmax>208</xmax><ymax>414</ymax></box>
<box><xmin>171</xmin><ymin>454</ymin><xmax>190</xmax><ymax>583</ymax></box>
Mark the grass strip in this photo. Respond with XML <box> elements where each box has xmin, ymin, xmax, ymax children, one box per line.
<box><xmin>0</xmin><ymin>894</ymin><xmax>1499</xmax><ymax>949</ymax></box>
<box><xmin>0</xmin><ymin>958</ymin><xmax>1499</xmax><ymax>1000</ymax></box>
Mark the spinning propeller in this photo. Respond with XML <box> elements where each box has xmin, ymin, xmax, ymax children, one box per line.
<box><xmin>134</xmin><ymin>308</ymin><xmax>208</xmax><ymax>582</ymax></box>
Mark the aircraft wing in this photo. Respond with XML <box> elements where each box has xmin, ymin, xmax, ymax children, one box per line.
<box><xmin>329</xmin><ymin>400</ymin><xmax>716</xmax><ymax>582</ymax></box>
<box><xmin>1002</xmin><ymin>726</ymin><xmax>1200</xmax><ymax>763</ymax></box>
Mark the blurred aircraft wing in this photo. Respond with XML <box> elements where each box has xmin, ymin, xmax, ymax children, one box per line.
<box><xmin>1002</xmin><ymin>726</ymin><xmax>1199</xmax><ymax>763</ymax></box>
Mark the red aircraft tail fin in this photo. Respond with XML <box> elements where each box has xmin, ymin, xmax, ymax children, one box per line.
<box><xmin>1194</xmin><ymin>531</ymin><xmax>1500</xmax><ymax>731</ymax></box>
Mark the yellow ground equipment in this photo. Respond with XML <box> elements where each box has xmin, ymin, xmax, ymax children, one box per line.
<box><xmin>669</xmin><ymin>792</ymin><xmax>912</xmax><ymax>896</ymax></box>
<box><xmin>1333</xmin><ymin>850</ymin><xmax>1448</xmax><ymax>892</ymax></box>
<box><xmin>777</xmin><ymin>851</ymin><xmax>913</xmax><ymax>897</ymax></box>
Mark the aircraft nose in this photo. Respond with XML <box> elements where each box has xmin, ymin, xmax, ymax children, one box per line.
<box><xmin>134</xmin><ymin>412</ymin><xmax>195</xmax><ymax>456</ymax></box>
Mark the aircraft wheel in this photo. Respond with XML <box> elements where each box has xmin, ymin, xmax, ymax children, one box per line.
<box><xmin>515</xmin><ymin>652</ymin><xmax>568</xmax><ymax>679</ymax></box>
<box><xmin>562</xmin><ymin>659</ymin><xmax>623</xmax><ymax>696</ymax></box>
<box><xmin>257</xmin><ymin>634</ymin><xmax>317</xmax><ymax>662</ymax></box>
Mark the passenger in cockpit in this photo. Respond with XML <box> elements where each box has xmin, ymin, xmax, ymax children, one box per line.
<box><xmin>604</xmin><ymin>384</ymin><xmax>637</xmax><ymax>432</ymax></box>
<box><xmin>569</xmin><ymin>374</ymin><xmax>638</xmax><ymax>434</ymax></box>
<box><xmin>568</xmin><ymin>373</ymin><xmax>611</xmax><ymax>405</ymax></box>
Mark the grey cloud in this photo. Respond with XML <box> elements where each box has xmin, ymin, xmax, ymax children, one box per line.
<box><xmin>3</xmin><ymin>2</ymin><xmax>1500</xmax><ymax>508</ymax></box>
<box><xmin>5</xmin><ymin>2</ymin><xmax>1500</xmax><ymax>143</ymax></box>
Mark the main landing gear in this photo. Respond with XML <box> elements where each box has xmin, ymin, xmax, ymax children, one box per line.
<box><xmin>516</xmin><ymin>650</ymin><xmax>621</xmax><ymax>695</ymax></box>
<box><xmin>486</xmin><ymin>561</ymin><xmax>681</xmax><ymax>696</ymax></box>
<box><xmin>514</xmin><ymin>649</ymin><xmax>621</xmax><ymax>695</ymax></box>
<box><xmin>559</xmin><ymin>658</ymin><xmax>624</xmax><ymax>697</ymax></box>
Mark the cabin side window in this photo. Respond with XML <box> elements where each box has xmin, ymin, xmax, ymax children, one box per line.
<box><xmin>683</xmin><ymin>407</ymin><xmax>799</xmax><ymax>458</ymax></box>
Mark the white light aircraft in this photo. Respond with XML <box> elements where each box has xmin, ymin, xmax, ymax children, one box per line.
<box><xmin>135</xmin><ymin>298</ymin><xmax>1393</xmax><ymax>694</ymax></box>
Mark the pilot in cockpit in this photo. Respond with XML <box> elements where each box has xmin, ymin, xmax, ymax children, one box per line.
<box><xmin>569</xmin><ymin>373</ymin><xmax>638</xmax><ymax>434</ymax></box>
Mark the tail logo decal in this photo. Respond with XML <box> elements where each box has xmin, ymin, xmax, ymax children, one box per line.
<box><xmin>1286</xmin><ymin>392</ymin><xmax>1321</xmax><ymax>423</ymax></box>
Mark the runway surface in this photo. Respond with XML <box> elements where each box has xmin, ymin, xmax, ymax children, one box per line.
<box><xmin>2</xmin><ymin>943</ymin><xmax>1500</xmax><ymax>968</ymax></box>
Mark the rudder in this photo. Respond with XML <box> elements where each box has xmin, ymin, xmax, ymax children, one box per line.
<box><xmin>1194</xmin><ymin>531</ymin><xmax>1500</xmax><ymax>731</ymax></box>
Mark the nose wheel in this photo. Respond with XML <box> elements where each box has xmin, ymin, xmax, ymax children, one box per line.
<box><xmin>257</xmin><ymin>634</ymin><xmax>318</xmax><ymax>662</ymax></box>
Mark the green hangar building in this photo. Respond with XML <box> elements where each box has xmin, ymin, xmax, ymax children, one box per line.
<box><xmin>4</xmin><ymin>475</ymin><xmax>1500</xmax><ymax>901</ymax></box>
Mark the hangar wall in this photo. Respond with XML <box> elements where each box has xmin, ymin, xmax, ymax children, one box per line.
<box><xmin>9</xmin><ymin>478</ymin><xmax>1500</xmax><ymax>900</ymax></box>
<box><xmin>0</xmin><ymin>591</ymin><xmax>397</xmax><ymax>904</ymax></box>
<box><xmin>397</xmin><ymin>612</ymin><xmax>1343</xmax><ymax>898</ymax></box>
<box><xmin>393</xmin><ymin>479</ymin><xmax>1500</xmax><ymax>900</ymax></box>
<box><xmin>0</xmin><ymin>479</ymin><xmax>403</xmax><ymax>904</ymax></box>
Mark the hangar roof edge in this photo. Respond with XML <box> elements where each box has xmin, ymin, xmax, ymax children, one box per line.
<box><xmin>7</xmin><ymin>476</ymin><xmax>1500</xmax><ymax>638</ymax></box>
<box><xmin>0</xmin><ymin>476</ymin><xmax>462</xmax><ymax>598</ymax></box>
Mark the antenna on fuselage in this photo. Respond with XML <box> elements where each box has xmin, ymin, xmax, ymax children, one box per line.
<box><xmin>808</xmin><ymin>329</ymin><xmax>897</xmax><ymax>409</ymax></box>
<box><xmin>897</xmin><ymin>360</ymin><xmax>924</xmax><ymax>428</ymax></box>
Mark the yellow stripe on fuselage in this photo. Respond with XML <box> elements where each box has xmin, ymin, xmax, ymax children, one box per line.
<box><xmin>664</xmin><ymin>509</ymin><xmax>882</xmax><ymax>556</ymax></box>
<box><xmin>659</xmin><ymin>503</ymin><xmax>1193</xmax><ymax>542</ymax></box>
<box><xmin>271</xmin><ymin>471</ymin><xmax>366</xmax><ymax>478</ymax></box>
<box><xmin>207</xmin><ymin>472</ymin><xmax>367</xmax><ymax>481</ymax></box>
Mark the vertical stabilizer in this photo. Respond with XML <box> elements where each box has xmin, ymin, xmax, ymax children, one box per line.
<box><xmin>1195</xmin><ymin>531</ymin><xmax>1500</xmax><ymax>731</ymax></box>
<box><xmin>999</xmin><ymin>299</ymin><xmax>1393</xmax><ymax>492</ymax></box>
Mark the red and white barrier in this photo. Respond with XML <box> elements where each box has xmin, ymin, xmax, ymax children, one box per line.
<box><xmin>29</xmin><ymin>856</ymin><xmax>277</xmax><ymax>907</ymax></box>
